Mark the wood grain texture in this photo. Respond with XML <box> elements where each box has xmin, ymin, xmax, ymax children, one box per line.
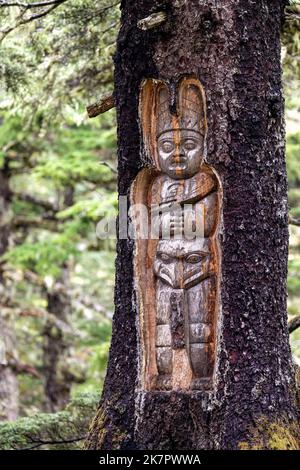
<box><xmin>133</xmin><ymin>77</ymin><xmax>221</xmax><ymax>393</ymax></box>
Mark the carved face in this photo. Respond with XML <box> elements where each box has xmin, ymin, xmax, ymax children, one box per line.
<box><xmin>154</xmin><ymin>239</ymin><xmax>211</xmax><ymax>290</ymax></box>
<box><xmin>157</xmin><ymin>129</ymin><xmax>204</xmax><ymax>180</ymax></box>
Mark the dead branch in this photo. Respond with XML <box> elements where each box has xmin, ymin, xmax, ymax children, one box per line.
<box><xmin>288</xmin><ymin>316</ymin><xmax>300</xmax><ymax>334</ymax></box>
<box><xmin>18</xmin><ymin>307</ymin><xmax>83</xmax><ymax>337</ymax></box>
<box><xmin>21</xmin><ymin>435</ymin><xmax>87</xmax><ymax>450</ymax></box>
<box><xmin>285</xmin><ymin>3</ymin><xmax>300</xmax><ymax>21</ymax></box>
<box><xmin>286</xmin><ymin>13</ymin><xmax>300</xmax><ymax>20</ymax></box>
<box><xmin>9</xmin><ymin>360</ymin><xmax>41</xmax><ymax>378</ymax></box>
<box><xmin>99</xmin><ymin>161</ymin><xmax>117</xmax><ymax>173</ymax></box>
<box><xmin>1</xmin><ymin>304</ymin><xmax>82</xmax><ymax>338</ymax></box>
<box><xmin>87</xmin><ymin>93</ymin><xmax>115</xmax><ymax>118</ymax></box>
<box><xmin>173</xmin><ymin>0</ymin><xmax>186</xmax><ymax>7</ymax></box>
<box><xmin>289</xmin><ymin>214</ymin><xmax>300</xmax><ymax>227</ymax></box>
<box><xmin>0</xmin><ymin>0</ymin><xmax>68</xmax><ymax>41</ymax></box>
<box><xmin>12</xmin><ymin>215</ymin><xmax>58</xmax><ymax>231</ymax></box>
<box><xmin>21</xmin><ymin>1</ymin><xmax>65</xmax><ymax>22</ymax></box>
<box><xmin>75</xmin><ymin>294</ymin><xmax>113</xmax><ymax>321</ymax></box>
<box><xmin>0</xmin><ymin>1</ymin><xmax>67</xmax><ymax>7</ymax></box>
<box><xmin>24</xmin><ymin>269</ymin><xmax>45</xmax><ymax>286</ymax></box>
<box><xmin>13</xmin><ymin>193</ymin><xmax>59</xmax><ymax>212</ymax></box>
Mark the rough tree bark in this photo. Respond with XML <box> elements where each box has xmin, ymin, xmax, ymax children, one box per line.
<box><xmin>0</xmin><ymin>168</ymin><xmax>19</xmax><ymax>421</ymax></box>
<box><xmin>86</xmin><ymin>0</ymin><xmax>300</xmax><ymax>450</ymax></box>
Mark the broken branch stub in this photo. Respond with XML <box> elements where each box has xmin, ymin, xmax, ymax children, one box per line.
<box><xmin>173</xmin><ymin>0</ymin><xmax>186</xmax><ymax>7</ymax></box>
<box><xmin>87</xmin><ymin>93</ymin><xmax>115</xmax><ymax>118</ymax></box>
<box><xmin>137</xmin><ymin>11</ymin><xmax>167</xmax><ymax>31</ymax></box>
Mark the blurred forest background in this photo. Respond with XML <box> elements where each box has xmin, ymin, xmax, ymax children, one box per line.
<box><xmin>0</xmin><ymin>0</ymin><xmax>299</xmax><ymax>450</ymax></box>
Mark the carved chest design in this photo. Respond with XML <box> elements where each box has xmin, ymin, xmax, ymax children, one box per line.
<box><xmin>132</xmin><ymin>77</ymin><xmax>221</xmax><ymax>391</ymax></box>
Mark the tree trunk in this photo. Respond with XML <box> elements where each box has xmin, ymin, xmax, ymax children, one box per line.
<box><xmin>43</xmin><ymin>187</ymin><xmax>74</xmax><ymax>412</ymax></box>
<box><xmin>0</xmin><ymin>168</ymin><xmax>19</xmax><ymax>421</ymax></box>
<box><xmin>86</xmin><ymin>0</ymin><xmax>300</xmax><ymax>450</ymax></box>
<box><xmin>42</xmin><ymin>278</ymin><xmax>72</xmax><ymax>413</ymax></box>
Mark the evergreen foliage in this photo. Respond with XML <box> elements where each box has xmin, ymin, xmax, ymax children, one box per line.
<box><xmin>0</xmin><ymin>392</ymin><xmax>98</xmax><ymax>450</ymax></box>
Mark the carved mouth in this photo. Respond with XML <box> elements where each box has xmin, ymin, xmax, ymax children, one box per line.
<box><xmin>169</xmin><ymin>162</ymin><xmax>187</xmax><ymax>170</ymax></box>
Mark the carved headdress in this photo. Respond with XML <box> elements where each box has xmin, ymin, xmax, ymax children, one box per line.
<box><xmin>139</xmin><ymin>77</ymin><xmax>207</xmax><ymax>167</ymax></box>
<box><xmin>156</xmin><ymin>81</ymin><xmax>206</xmax><ymax>137</ymax></box>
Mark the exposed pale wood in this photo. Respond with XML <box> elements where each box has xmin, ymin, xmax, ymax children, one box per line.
<box><xmin>131</xmin><ymin>168</ymin><xmax>159</xmax><ymax>390</ymax></box>
<box><xmin>133</xmin><ymin>77</ymin><xmax>221</xmax><ymax>391</ymax></box>
<box><xmin>173</xmin><ymin>0</ymin><xmax>186</xmax><ymax>7</ymax></box>
<box><xmin>137</xmin><ymin>11</ymin><xmax>167</xmax><ymax>31</ymax></box>
<box><xmin>172</xmin><ymin>349</ymin><xmax>193</xmax><ymax>390</ymax></box>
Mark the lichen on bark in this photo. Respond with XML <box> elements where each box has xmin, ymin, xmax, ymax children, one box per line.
<box><xmin>238</xmin><ymin>416</ymin><xmax>300</xmax><ymax>450</ymax></box>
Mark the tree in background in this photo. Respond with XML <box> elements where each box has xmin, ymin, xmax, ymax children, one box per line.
<box><xmin>0</xmin><ymin>0</ymin><xmax>119</xmax><ymax>424</ymax></box>
<box><xmin>0</xmin><ymin>149</ymin><xmax>18</xmax><ymax>420</ymax></box>
<box><xmin>283</xmin><ymin>2</ymin><xmax>300</xmax><ymax>359</ymax></box>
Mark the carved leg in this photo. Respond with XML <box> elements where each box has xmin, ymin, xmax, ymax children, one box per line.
<box><xmin>187</xmin><ymin>277</ymin><xmax>216</xmax><ymax>388</ymax></box>
<box><xmin>155</xmin><ymin>287</ymin><xmax>172</xmax><ymax>389</ymax></box>
<box><xmin>170</xmin><ymin>290</ymin><xmax>193</xmax><ymax>389</ymax></box>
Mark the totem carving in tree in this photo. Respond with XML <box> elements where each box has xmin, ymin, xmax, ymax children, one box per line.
<box><xmin>132</xmin><ymin>77</ymin><xmax>221</xmax><ymax>391</ymax></box>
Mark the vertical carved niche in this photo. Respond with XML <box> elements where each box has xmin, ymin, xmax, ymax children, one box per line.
<box><xmin>131</xmin><ymin>77</ymin><xmax>221</xmax><ymax>391</ymax></box>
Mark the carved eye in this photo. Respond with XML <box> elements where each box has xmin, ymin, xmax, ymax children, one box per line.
<box><xmin>184</xmin><ymin>139</ymin><xmax>197</xmax><ymax>150</ymax></box>
<box><xmin>158</xmin><ymin>252</ymin><xmax>172</xmax><ymax>263</ymax></box>
<box><xmin>186</xmin><ymin>254</ymin><xmax>202</xmax><ymax>264</ymax></box>
<box><xmin>160</xmin><ymin>141</ymin><xmax>175</xmax><ymax>153</ymax></box>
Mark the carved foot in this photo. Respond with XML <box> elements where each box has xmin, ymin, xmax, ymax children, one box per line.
<box><xmin>156</xmin><ymin>374</ymin><xmax>172</xmax><ymax>391</ymax></box>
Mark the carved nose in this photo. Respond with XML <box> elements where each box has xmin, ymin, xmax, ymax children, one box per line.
<box><xmin>172</xmin><ymin>145</ymin><xmax>185</xmax><ymax>160</ymax></box>
<box><xmin>173</xmin><ymin>150</ymin><xmax>185</xmax><ymax>159</ymax></box>
<box><xmin>172</xmin><ymin>261</ymin><xmax>184</xmax><ymax>289</ymax></box>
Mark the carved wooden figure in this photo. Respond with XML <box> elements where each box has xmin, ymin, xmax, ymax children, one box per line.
<box><xmin>132</xmin><ymin>77</ymin><xmax>221</xmax><ymax>391</ymax></box>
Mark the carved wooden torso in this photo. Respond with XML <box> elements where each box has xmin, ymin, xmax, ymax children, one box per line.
<box><xmin>132</xmin><ymin>77</ymin><xmax>221</xmax><ymax>391</ymax></box>
<box><xmin>150</xmin><ymin>169</ymin><xmax>218</xmax><ymax>238</ymax></box>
